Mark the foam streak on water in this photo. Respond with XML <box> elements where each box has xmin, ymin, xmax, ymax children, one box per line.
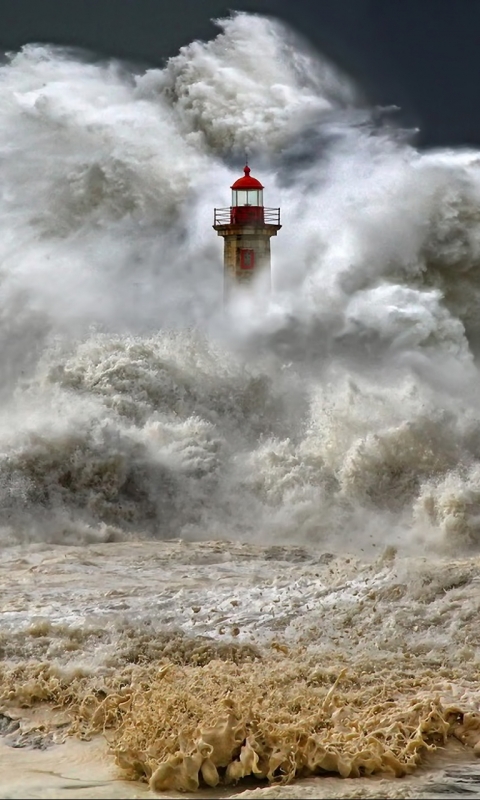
<box><xmin>1</xmin><ymin>11</ymin><xmax>480</xmax><ymax>797</ymax></box>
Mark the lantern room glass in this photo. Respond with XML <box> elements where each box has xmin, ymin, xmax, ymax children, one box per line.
<box><xmin>232</xmin><ymin>188</ymin><xmax>263</xmax><ymax>207</ymax></box>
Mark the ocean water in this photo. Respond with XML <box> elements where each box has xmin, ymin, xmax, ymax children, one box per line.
<box><xmin>1</xmin><ymin>11</ymin><xmax>480</xmax><ymax>797</ymax></box>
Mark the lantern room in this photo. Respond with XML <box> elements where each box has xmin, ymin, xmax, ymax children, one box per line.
<box><xmin>230</xmin><ymin>166</ymin><xmax>266</xmax><ymax>226</ymax></box>
<box><xmin>213</xmin><ymin>164</ymin><xmax>280</xmax><ymax>228</ymax></box>
<box><xmin>231</xmin><ymin>166</ymin><xmax>264</xmax><ymax>207</ymax></box>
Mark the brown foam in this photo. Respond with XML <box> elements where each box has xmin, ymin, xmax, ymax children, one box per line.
<box><xmin>2</xmin><ymin>649</ymin><xmax>480</xmax><ymax>792</ymax></box>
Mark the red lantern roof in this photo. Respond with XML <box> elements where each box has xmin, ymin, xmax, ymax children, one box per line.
<box><xmin>230</xmin><ymin>165</ymin><xmax>264</xmax><ymax>190</ymax></box>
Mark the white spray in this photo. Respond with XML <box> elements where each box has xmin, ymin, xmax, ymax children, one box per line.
<box><xmin>0</xmin><ymin>13</ymin><xmax>479</xmax><ymax>553</ymax></box>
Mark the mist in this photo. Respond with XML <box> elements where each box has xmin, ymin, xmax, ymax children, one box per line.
<box><xmin>0</xmin><ymin>12</ymin><xmax>479</xmax><ymax>554</ymax></box>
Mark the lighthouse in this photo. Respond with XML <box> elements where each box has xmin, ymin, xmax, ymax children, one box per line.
<box><xmin>213</xmin><ymin>165</ymin><xmax>281</xmax><ymax>298</ymax></box>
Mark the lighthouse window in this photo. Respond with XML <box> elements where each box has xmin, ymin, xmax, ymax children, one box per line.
<box><xmin>240</xmin><ymin>249</ymin><xmax>255</xmax><ymax>269</ymax></box>
<box><xmin>248</xmin><ymin>189</ymin><xmax>262</xmax><ymax>205</ymax></box>
<box><xmin>232</xmin><ymin>189</ymin><xmax>264</xmax><ymax>207</ymax></box>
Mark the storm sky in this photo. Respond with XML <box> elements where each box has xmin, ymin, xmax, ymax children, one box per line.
<box><xmin>0</xmin><ymin>0</ymin><xmax>478</xmax><ymax>149</ymax></box>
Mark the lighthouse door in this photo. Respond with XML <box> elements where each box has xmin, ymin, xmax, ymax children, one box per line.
<box><xmin>240</xmin><ymin>249</ymin><xmax>255</xmax><ymax>270</ymax></box>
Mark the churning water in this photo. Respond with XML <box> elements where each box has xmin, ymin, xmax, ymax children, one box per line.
<box><xmin>2</xmin><ymin>11</ymin><xmax>480</xmax><ymax>798</ymax></box>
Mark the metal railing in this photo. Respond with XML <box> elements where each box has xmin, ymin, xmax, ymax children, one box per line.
<box><xmin>213</xmin><ymin>207</ymin><xmax>281</xmax><ymax>226</ymax></box>
<box><xmin>264</xmin><ymin>207</ymin><xmax>281</xmax><ymax>225</ymax></box>
<box><xmin>213</xmin><ymin>208</ymin><xmax>234</xmax><ymax>225</ymax></box>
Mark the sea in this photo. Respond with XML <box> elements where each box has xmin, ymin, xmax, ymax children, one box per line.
<box><xmin>1</xmin><ymin>11</ymin><xmax>480</xmax><ymax>798</ymax></box>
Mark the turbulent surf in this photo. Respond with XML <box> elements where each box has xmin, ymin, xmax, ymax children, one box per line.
<box><xmin>1</xmin><ymin>12</ymin><xmax>480</xmax><ymax>798</ymax></box>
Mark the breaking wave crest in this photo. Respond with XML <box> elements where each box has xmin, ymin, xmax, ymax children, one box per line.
<box><xmin>0</xmin><ymin>12</ymin><xmax>480</xmax><ymax>553</ymax></box>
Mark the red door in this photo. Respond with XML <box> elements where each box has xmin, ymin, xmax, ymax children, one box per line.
<box><xmin>240</xmin><ymin>249</ymin><xmax>255</xmax><ymax>269</ymax></box>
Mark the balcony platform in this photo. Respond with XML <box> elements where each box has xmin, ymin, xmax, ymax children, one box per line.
<box><xmin>213</xmin><ymin>207</ymin><xmax>281</xmax><ymax>227</ymax></box>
